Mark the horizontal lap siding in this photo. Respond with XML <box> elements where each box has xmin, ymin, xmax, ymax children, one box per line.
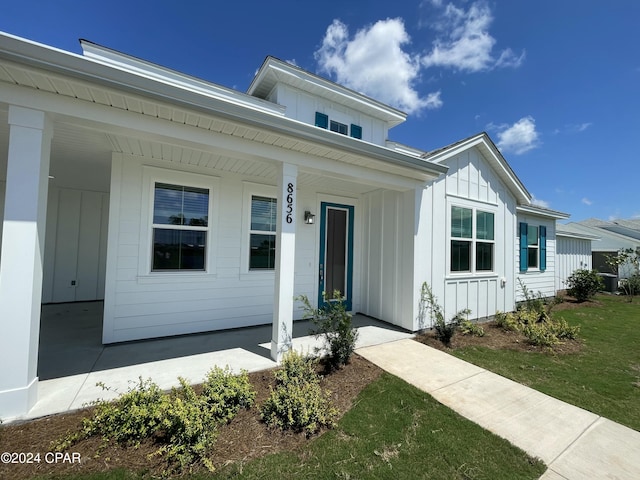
<box><xmin>515</xmin><ymin>216</ymin><xmax>557</xmax><ymax>299</ymax></box>
<box><xmin>103</xmin><ymin>155</ymin><xmax>321</xmax><ymax>343</ymax></box>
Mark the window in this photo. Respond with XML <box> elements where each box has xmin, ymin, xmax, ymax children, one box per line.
<box><xmin>527</xmin><ymin>225</ymin><xmax>539</xmax><ymax>268</ymax></box>
<box><xmin>519</xmin><ymin>223</ymin><xmax>547</xmax><ymax>272</ymax></box>
<box><xmin>315</xmin><ymin>112</ymin><xmax>362</xmax><ymax>139</ymax></box>
<box><xmin>330</xmin><ymin>120</ymin><xmax>348</xmax><ymax>135</ymax></box>
<box><xmin>152</xmin><ymin>183</ymin><xmax>209</xmax><ymax>271</ymax></box>
<box><xmin>450</xmin><ymin>206</ymin><xmax>494</xmax><ymax>273</ymax></box>
<box><xmin>250</xmin><ymin>196</ymin><xmax>277</xmax><ymax>270</ymax></box>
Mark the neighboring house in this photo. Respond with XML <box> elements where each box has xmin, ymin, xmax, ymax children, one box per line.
<box><xmin>0</xmin><ymin>33</ymin><xmax>586</xmax><ymax>417</ymax></box>
<box><xmin>568</xmin><ymin>219</ymin><xmax>640</xmax><ymax>279</ymax></box>
<box><xmin>555</xmin><ymin>223</ymin><xmax>599</xmax><ymax>291</ymax></box>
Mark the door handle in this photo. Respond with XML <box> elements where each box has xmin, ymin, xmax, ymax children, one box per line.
<box><xmin>319</xmin><ymin>263</ymin><xmax>324</xmax><ymax>282</ymax></box>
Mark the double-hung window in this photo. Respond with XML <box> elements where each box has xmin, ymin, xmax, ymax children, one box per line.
<box><xmin>450</xmin><ymin>206</ymin><xmax>495</xmax><ymax>273</ymax></box>
<box><xmin>249</xmin><ymin>195</ymin><xmax>277</xmax><ymax>270</ymax></box>
<box><xmin>152</xmin><ymin>183</ymin><xmax>209</xmax><ymax>271</ymax></box>
<box><xmin>519</xmin><ymin>222</ymin><xmax>547</xmax><ymax>272</ymax></box>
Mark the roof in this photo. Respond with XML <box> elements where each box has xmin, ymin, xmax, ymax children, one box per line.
<box><xmin>556</xmin><ymin>223</ymin><xmax>601</xmax><ymax>240</ymax></box>
<box><xmin>0</xmin><ymin>31</ymin><xmax>447</xmax><ymax>181</ymax></box>
<box><xmin>517</xmin><ymin>204</ymin><xmax>570</xmax><ymax>220</ymax></box>
<box><xmin>565</xmin><ymin>222</ymin><xmax>640</xmax><ymax>251</ymax></box>
<box><xmin>422</xmin><ymin>132</ymin><xmax>531</xmax><ymax>204</ymax></box>
<box><xmin>248</xmin><ymin>56</ymin><xmax>407</xmax><ymax>127</ymax></box>
<box><xmin>577</xmin><ymin>218</ymin><xmax>640</xmax><ymax>241</ymax></box>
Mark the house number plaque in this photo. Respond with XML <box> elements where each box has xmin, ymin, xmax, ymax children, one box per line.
<box><xmin>286</xmin><ymin>182</ymin><xmax>294</xmax><ymax>224</ymax></box>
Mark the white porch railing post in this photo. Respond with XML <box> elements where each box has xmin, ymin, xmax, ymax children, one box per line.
<box><xmin>271</xmin><ymin>163</ymin><xmax>297</xmax><ymax>361</ymax></box>
<box><xmin>0</xmin><ymin>106</ymin><xmax>52</xmax><ymax>418</ymax></box>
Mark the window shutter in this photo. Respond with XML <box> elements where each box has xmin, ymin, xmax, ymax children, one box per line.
<box><xmin>350</xmin><ymin>124</ymin><xmax>362</xmax><ymax>139</ymax></box>
<box><xmin>519</xmin><ymin>222</ymin><xmax>528</xmax><ymax>273</ymax></box>
<box><xmin>315</xmin><ymin>112</ymin><xmax>328</xmax><ymax>129</ymax></box>
<box><xmin>539</xmin><ymin>225</ymin><xmax>547</xmax><ymax>272</ymax></box>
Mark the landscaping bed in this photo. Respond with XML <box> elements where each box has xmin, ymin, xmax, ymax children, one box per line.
<box><xmin>0</xmin><ymin>355</ymin><xmax>382</xmax><ymax>480</ymax></box>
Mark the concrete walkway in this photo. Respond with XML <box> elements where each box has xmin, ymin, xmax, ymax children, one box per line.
<box><xmin>357</xmin><ymin>339</ymin><xmax>640</xmax><ymax>480</ymax></box>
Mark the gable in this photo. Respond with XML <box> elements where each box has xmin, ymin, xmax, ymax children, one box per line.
<box><xmin>440</xmin><ymin>145</ymin><xmax>510</xmax><ymax>205</ymax></box>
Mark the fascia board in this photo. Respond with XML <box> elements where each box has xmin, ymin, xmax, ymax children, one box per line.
<box><xmin>428</xmin><ymin>134</ymin><xmax>531</xmax><ymax>203</ymax></box>
<box><xmin>516</xmin><ymin>205</ymin><xmax>570</xmax><ymax>220</ymax></box>
<box><xmin>249</xmin><ymin>57</ymin><xmax>407</xmax><ymax>126</ymax></box>
<box><xmin>0</xmin><ymin>32</ymin><xmax>447</xmax><ymax>179</ymax></box>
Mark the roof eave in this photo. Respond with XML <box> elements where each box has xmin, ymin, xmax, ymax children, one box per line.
<box><xmin>0</xmin><ymin>32</ymin><xmax>447</xmax><ymax>180</ymax></box>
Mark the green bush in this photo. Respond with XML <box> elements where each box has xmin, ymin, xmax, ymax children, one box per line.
<box><xmin>55</xmin><ymin>369</ymin><xmax>256</xmax><ymax>474</ymax></box>
<box><xmin>297</xmin><ymin>291</ymin><xmax>358</xmax><ymax>370</ymax></box>
<box><xmin>202</xmin><ymin>367</ymin><xmax>256</xmax><ymax>423</ymax></box>
<box><xmin>566</xmin><ymin>269</ymin><xmax>604</xmax><ymax>302</ymax></box>
<box><xmin>261</xmin><ymin>350</ymin><xmax>337</xmax><ymax>436</ymax></box>
<box><xmin>419</xmin><ymin>282</ymin><xmax>471</xmax><ymax>346</ymax></box>
<box><xmin>619</xmin><ymin>274</ymin><xmax>640</xmax><ymax>298</ymax></box>
<box><xmin>495</xmin><ymin>303</ymin><xmax>581</xmax><ymax>348</ymax></box>
<box><xmin>459</xmin><ymin>318</ymin><xmax>485</xmax><ymax>337</ymax></box>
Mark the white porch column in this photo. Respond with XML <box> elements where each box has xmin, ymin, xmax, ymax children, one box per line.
<box><xmin>0</xmin><ymin>106</ymin><xmax>52</xmax><ymax>418</ymax></box>
<box><xmin>271</xmin><ymin>162</ymin><xmax>297</xmax><ymax>361</ymax></box>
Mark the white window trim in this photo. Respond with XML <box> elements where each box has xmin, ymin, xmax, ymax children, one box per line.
<box><xmin>138</xmin><ymin>166</ymin><xmax>219</xmax><ymax>280</ymax></box>
<box><xmin>447</xmin><ymin>201</ymin><xmax>497</xmax><ymax>276</ymax></box>
<box><xmin>241</xmin><ymin>182</ymin><xmax>277</xmax><ymax>277</ymax></box>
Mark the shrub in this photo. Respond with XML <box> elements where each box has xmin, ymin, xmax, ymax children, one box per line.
<box><xmin>566</xmin><ymin>269</ymin><xmax>604</xmax><ymax>302</ymax></box>
<box><xmin>202</xmin><ymin>367</ymin><xmax>255</xmax><ymax>423</ymax></box>
<box><xmin>297</xmin><ymin>291</ymin><xmax>358</xmax><ymax>370</ymax></box>
<box><xmin>419</xmin><ymin>282</ymin><xmax>471</xmax><ymax>346</ymax></box>
<box><xmin>261</xmin><ymin>350</ymin><xmax>337</xmax><ymax>436</ymax></box>
<box><xmin>521</xmin><ymin>322</ymin><xmax>559</xmax><ymax>347</ymax></box>
<box><xmin>619</xmin><ymin>274</ymin><xmax>640</xmax><ymax>299</ymax></box>
<box><xmin>459</xmin><ymin>318</ymin><xmax>485</xmax><ymax>337</ymax></box>
<box><xmin>56</xmin><ymin>370</ymin><xmax>256</xmax><ymax>474</ymax></box>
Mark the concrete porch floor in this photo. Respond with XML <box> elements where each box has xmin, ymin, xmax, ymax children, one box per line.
<box><xmin>17</xmin><ymin>301</ymin><xmax>413</xmax><ymax>422</ymax></box>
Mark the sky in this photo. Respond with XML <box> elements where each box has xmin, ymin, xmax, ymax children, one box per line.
<box><xmin>1</xmin><ymin>0</ymin><xmax>639</xmax><ymax>222</ymax></box>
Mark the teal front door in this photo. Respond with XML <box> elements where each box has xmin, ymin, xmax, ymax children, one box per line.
<box><xmin>318</xmin><ymin>202</ymin><xmax>354</xmax><ymax>310</ymax></box>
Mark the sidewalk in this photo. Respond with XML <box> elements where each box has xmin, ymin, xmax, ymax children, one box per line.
<box><xmin>356</xmin><ymin>338</ymin><xmax>640</xmax><ymax>480</ymax></box>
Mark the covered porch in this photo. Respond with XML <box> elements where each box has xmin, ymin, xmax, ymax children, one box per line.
<box><xmin>24</xmin><ymin>301</ymin><xmax>413</xmax><ymax>422</ymax></box>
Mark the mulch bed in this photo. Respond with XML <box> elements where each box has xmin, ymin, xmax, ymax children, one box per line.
<box><xmin>0</xmin><ymin>354</ymin><xmax>382</xmax><ymax>480</ymax></box>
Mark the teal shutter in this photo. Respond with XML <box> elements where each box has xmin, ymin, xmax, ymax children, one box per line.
<box><xmin>315</xmin><ymin>112</ymin><xmax>328</xmax><ymax>129</ymax></box>
<box><xmin>350</xmin><ymin>124</ymin><xmax>362</xmax><ymax>139</ymax></box>
<box><xmin>519</xmin><ymin>222</ymin><xmax>528</xmax><ymax>272</ymax></box>
<box><xmin>539</xmin><ymin>226</ymin><xmax>547</xmax><ymax>272</ymax></box>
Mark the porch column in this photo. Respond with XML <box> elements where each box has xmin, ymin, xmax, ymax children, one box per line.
<box><xmin>271</xmin><ymin>162</ymin><xmax>297</xmax><ymax>361</ymax></box>
<box><xmin>0</xmin><ymin>106</ymin><xmax>52</xmax><ymax>417</ymax></box>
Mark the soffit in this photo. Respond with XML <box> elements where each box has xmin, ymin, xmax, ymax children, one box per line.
<box><xmin>0</xmin><ymin>59</ymin><xmax>438</xmax><ymax>185</ymax></box>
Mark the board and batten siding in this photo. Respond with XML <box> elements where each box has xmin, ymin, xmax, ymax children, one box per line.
<box><xmin>272</xmin><ymin>83</ymin><xmax>388</xmax><ymax>146</ymax></box>
<box><xmin>102</xmin><ymin>153</ymin><xmax>361</xmax><ymax>343</ymax></box>
<box><xmin>0</xmin><ymin>181</ymin><xmax>109</xmax><ymax>303</ymax></box>
<box><xmin>416</xmin><ymin>147</ymin><xmax>516</xmax><ymax>328</ymax></box>
<box><xmin>360</xmin><ymin>189</ymin><xmax>416</xmax><ymax>330</ymax></box>
<box><xmin>515</xmin><ymin>215</ymin><xmax>557</xmax><ymax>299</ymax></box>
<box><xmin>556</xmin><ymin>235</ymin><xmax>592</xmax><ymax>291</ymax></box>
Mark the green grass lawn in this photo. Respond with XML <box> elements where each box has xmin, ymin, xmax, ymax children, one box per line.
<box><xmin>208</xmin><ymin>373</ymin><xmax>544</xmax><ymax>480</ymax></box>
<box><xmin>42</xmin><ymin>374</ymin><xmax>545</xmax><ymax>480</ymax></box>
<box><xmin>452</xmin><ymin>294</ymin><xmax>640</xmax><ymax>431</ymax></box>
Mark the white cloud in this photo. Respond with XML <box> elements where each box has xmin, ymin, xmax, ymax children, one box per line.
<box><xmin>569</xmin><ymin>122</ymin><xmax>592</xmax><ymax>133</ymax></box>
<box><xmin>531</xmin><ymin>195</ymin><xmax>550</xmax><ymax>209</ymax></box>
<box><xmin>421</xmin><ymin>1</ymin><xmax>525</xmax><ymax>72</ymax></box>
<box><xmin>315</xmin><ymin>18</ymin><xmax>441</xmax><ymax>114</ymax></box>
<box><xmin>494</xmin><ymin>116</ymin><xmax>539</xmax><ymax>155</ymax></box>
<box><xmin>582</xmin><ymin>197</ymin><xmax>593</xmax><ymax>206</ymax></box>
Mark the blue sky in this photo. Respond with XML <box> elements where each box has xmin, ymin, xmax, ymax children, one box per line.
<box><xmin>2</xmin><ymin>0</ymin><xmax>639</xmax><ymax>222</ymax></box>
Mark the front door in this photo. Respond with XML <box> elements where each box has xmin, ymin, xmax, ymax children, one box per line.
<box><xmin>318</xmin><ymin>202</ymin><xmax>354</xmax><ymax>310</ymax></box>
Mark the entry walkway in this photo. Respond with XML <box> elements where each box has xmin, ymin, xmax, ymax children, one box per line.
<box><xmin>357</xmin><ymin>339</ymin><xmax>640</xmax><ymax>480</ymax></box>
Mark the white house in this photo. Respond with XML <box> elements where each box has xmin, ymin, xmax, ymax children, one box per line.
<box><xmin>0</xmin><ymin>32</ymin><xmax>585</xmax><ymax>417</ymax></box>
